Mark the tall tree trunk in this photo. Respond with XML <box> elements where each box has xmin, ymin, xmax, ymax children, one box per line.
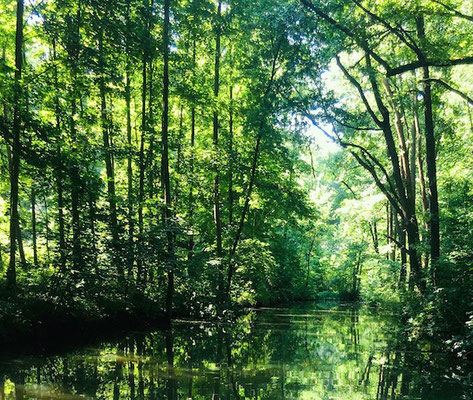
<box><xmin>31</xmin><ymin>185</ymin><xmax>38</xmax><ymax>267</ymax></box>
<box><xmin>125</xmin><ymin>59</ymin><xmax>134</xmax><ymax>281</ymax></box>
<box><xmin>305</xmin><ymin>235</ymin><xmax>316</xmax><ymax>290</ymax></box>
<box><xmin>70</xmin><ymin>163</ymin><xmax>82</xmax><ymax>271</ymax></box>
<box><xmin>213</xmin><ymin>1</ymin><xmax>223</xmax><ymax>258</ymax></box>
<box><xmin>409</xmin><ymin>112</ymin><xmax>416</xmax><ymax>207</ymax></box>
<box><xmin>366</xmin><ymin>55</ymin><xmax>424</xmax><ymax>291</ymax></box>
<box><xmin>88</xmin><ymin>191</ymin><xmax>99</xmax><ymax>275</ymax></box>
<box><xmin>386</xmin><ymin>202</ymin><xmax>391</xmax><ymax>260</ymax></box>
<box><xmin>69</xmin><ymin>3</ymin><xmax>82</xmax><ymax>272</ymax></box>
<box><xmin>124</xmin><ymin>0</ymin><xmax>134</xmax><ymax>278</ymax></box>
<box><xmin>17</xmin><ymin>223</ymin><xmax>26</xmax><ymax>266</ymax></box>
<box><xmin>43</xmin><ymin>193</ymin><xmax>50</xmax><ymax>262</ymax></box>
<box><xmin>161</xmin><ymin>0</ymin><xmax>174</xmax><ymax>319</ymax></box>
<box><xmin>52</xmin><ymin>38</ymin><xmax>66</xmax><ymax>271</ymax></box>
<box><xmin>412</xmin><ymin>89</ymin><xmax>430</xmax><ymax>270</ymax></box>
<box><xmin>394</xmin><ymin>211</ymin><xmax>407</xmax><ymax>286</ymax></box>
<box><xmin>416</xmin><ymin>15</ymin><xmax>440</xmax><ymax>269</ymax></box>
<box><xmin>7</xmin><ymin>0</ymin><xmax>25</xmax><ymax>294</ymax></box>
<box><xmin>147</xmin><ymin>50</ymin><xmax>156</xmax><ymax>202</ymax></box>
<box><xmin>368</xmin><ymin>220</ymin><xmax>379</xmax><ymax>254</ymax></box>
<box><xmin>98</xmin><ymin>28</ymin><xmax>124</xmax><ymax>284</ymax></box>
<box><xmin>188</xmin><ymin>40</ymin><xmax>196</xmax><ymax>259</ymax></box>
<box><xmin>228</xmin><ymin>85</ymin><xmax>234</xmax><ymax>226</ymax></box>
<box><xmin>175</xmin><ymin>105</ymin><xmax>184</xmax><ymax>205</ymax></box>
<box><xmin>383</xmin><ymin>79</ymin><xmax>411</xmax><ymax>192</ymax></box>
<box><xmin>137</xmin><ymin>1</ymin><xmax>149</xmax><ymax>286</ymax></box>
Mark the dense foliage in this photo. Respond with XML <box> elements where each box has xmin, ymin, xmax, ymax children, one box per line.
<box><xmin>1</xmin><ymin>0</ymin><xmax>473</xmax><ymax>357</ymax></box>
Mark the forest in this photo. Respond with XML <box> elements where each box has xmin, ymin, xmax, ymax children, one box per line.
<box><xmin>1</xmin><ymin>0</ymin><xmax>473</xmax><ymax>385</ymax></box>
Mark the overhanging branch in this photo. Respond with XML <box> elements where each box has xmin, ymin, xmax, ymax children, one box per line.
<box><xmin>388</xmin><ymin>56</ymin><xmax>473</xmax><ymax>76</ymax></box>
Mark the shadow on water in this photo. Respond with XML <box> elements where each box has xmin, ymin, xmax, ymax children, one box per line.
<box><xmin>0</xmin><ymin>303</ymin><xmax>472</xmax><ymax>399</ymax></box>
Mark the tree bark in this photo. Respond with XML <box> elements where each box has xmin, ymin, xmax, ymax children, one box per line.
<box><xmin>161</xmin><ymin>0</ymin><xmax>174</xmax><ymax>319</ymax></box>
<box><xmin>416</xmin><ymin>16</ymin><xmax>440</xmax><ymax>268</ymax></box>
<box><xmin>228</xmin><ymin>85</ymin><xmax>234</xmax><ymax>226</ymax></box>
<box><xmin>412</xmin><ymin>90</ymin><xmax>430</xmax><ymax>270</ymax></box>
<box><xmin>137</xmin><ymin>1</ymin><xmax>149</xmax><ymax>286</ymax></box>
<box><xmin>394</xmin><ymin>211</ymin><xmax>407</xmax><ymax>286</ymax></box>
<box><xmin>31</xmin><ymin>185</ymin><xmax>38</xmax><ymax>267</ymax></box>
<box><xmin>305</xmin><ymin>235</ymin><xmax>316</xmax><ymax>290</ymax></box>
<box><xmin>52</xmin><ymin>38</ymin><xmax>66</xmax><ymax>271</ymax></box>
<box><xmin>7</xmin><ymin>0</ymin><xmax>25</xmax><ymax>294</ymax></box>
<box><xmin>213</xmin><ymin>1</ymin><xmax>223</xmax><ymax>258</ymax></box>
<box><xmin>188</xmin><ymin>40</ymin><xmax>196</xmax><ymax>259</ymax></box>
<box><xmin>125</xmin><ymin>3</ymin><xmax>135</xmax><ymax>283</ymax></box>
<box><xmin>69</xmin><ymin>3</ymin><xmax>83</xmax><ymax>273</ymax></box>
<box><xmin>98</xmin><ymin>27</ymin><xmax>124</xmax><ymax>284</ymax></box>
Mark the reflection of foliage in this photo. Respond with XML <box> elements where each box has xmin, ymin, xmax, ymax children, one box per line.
<box><xmin>1</xmin><ymin>304</ymin><xmax>471</xmax><ymax>399</ymax></box>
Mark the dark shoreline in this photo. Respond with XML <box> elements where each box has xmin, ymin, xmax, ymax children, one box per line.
<box><xmin>0</xmin><ymin>300</ymin><xmax>170</xmax><ymax>358</ymax></box>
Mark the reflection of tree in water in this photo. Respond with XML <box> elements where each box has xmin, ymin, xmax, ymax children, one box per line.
<box><xmin>0</xmin><ymin>305</ymin><xmax>472</xmax><ymax>399</ymax></box>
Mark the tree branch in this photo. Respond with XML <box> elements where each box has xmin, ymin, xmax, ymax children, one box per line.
<box><xmin>388</xmin><ymin>56</ymin><xmax>473</xmax><ymax>76</ymax></box>
<box><xmin>350</xmin><ymin>0</ymin><xmax>422</xmax><ymax>57</ymax></box>
<box><xmin>423</xmin><ymin>78</ymin><xmax>473</xmax><ymax>106</ymax></box>
<box><xmin>304</xmin><ymin>112</ymin><xmax>403</xmax><ymax>210</ymax></box>
<box><xmin>335</xmin><ymin>55</ymin><xmax>383</xmax><ymax>126</ymax></box>
<box><xmin>430</xmin><ymin>0</ymin><xmax>473</xmax><ymax>22</ymax></box>
<box><xmin>300</xmin><ymin>0</ymin><xmax>392</xmax><ymax>73</ymax></box>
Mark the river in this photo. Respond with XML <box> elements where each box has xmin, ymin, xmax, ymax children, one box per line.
<box><xmin>0</xmin><ymin>303</ymin><xmax>472</xmax><ymax>399</ymax></box>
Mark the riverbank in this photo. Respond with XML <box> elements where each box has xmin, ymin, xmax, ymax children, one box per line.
<box><xmin>0</xmin><ymin>292</ymin><xmax>169</xmax><ymax>356</ymax></box>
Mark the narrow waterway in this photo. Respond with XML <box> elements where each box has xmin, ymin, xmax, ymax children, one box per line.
<box><xmin>0</xmin><ymin>303</ymin><xmax>471</xmax><ymax>399</ymax></box>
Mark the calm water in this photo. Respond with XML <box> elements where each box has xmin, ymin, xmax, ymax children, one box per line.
<box><xmin>0</xmin><ymin>303</ymin><xmax>472</xmax><ymax>399</ymax></box>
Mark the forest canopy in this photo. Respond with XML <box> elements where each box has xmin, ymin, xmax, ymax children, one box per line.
<box><xmin>1</xmin><ymin>0</ymin><xmax>473</xmax><ymax>357</ymax></box>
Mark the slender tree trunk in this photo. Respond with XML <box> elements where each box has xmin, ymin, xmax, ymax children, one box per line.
<box><xmin>7</xmin><ymin>0</ymin><xmax>24</xmax><ymax>294</ymax></box>
<box><xmin>52</xmin><ymin>38</ymin><xmax>66</xmax><ymax>271</ymax></box>
<box><xmin>147</xmin><ymin>49</ymin><xmax>156</xmax><ymax>202</ymax></box>
<box><xmin>228</xmin><ymin>85</ymin><xmax>234</xmax><ymax>226</ymax></box>
<box><xmin>31</xmin><ymin>185</ymin><xmax>38</xmax><ymax>266</ymax></box>
<box><xmin>43</xmin><ymin>193</ymin><xmax>50</xmax><ymax>262</ymax></box>
<box><xmin>386</xmin><ymin>202</ymin><xmax>391</xmax><ymax>260</ymax></box>
<box><xmin>416</xmin><ymin>15</ymin><xmax>440</xmax><ymax>268</ymax></box>
<box><xmin>161</xmin><ymin>0</ymin><xmax>174</xmax><ymax>319</ymax></box>
<box><xmin>137</xmin><ymin>10</ymin><xmax>148</xmax><ymax>286</ymax></box>
<box><xmin>394</xmin><ymin>211</ymin><xmax>407</xmax><ymax>286</ymax></box>
<box><xmin>409</xmin><ymin>115</ymin><xmax>416</xmax><ymax>207</ymax></box>
<box><xmin>88</xmin><ymin>191</ymin><xmax>98</xmax><ymax>275</ymax></box>
<box><xmin>70</xmin><ymin>163</ymin><xmax>82</xmax><ymax>271</ymax></box>
<box><xmin>98</xmin><ymin>28</ymin><xmax>124</xmax><ymax>284</ymax></box>
<box><xmin>125</xmin><ymin>60</ymin><xmax>134</xmax><ymax>281</ymax></box>
<box><xmin>227</xmin><ymin>131</ymin><xmax>262</xmax><ymax>293</ymax></box>
<box><xmin>305</xmin><ymin>235</ymin><xmax>316</xmax><ymax>290</ymax></box>
<box><xmin>412</xmin><ymin>90</ymin><xmax>430</xmax><ymax>270</ymax></box>
<box><xmin>213</xmin><ymin>1</ymin><xmax>223</xmax><ymax>258</ymax></box>
<box><xmin>226</xmin><ymin>39</ymin><xmax>281</xmax><ymax>295</ymax></box>
<box><xmin>175</xmin><ymin>106</ymin><xmax>184</xmax><ymax>205</ymax></box>
<box><xmin>389</xmin><ymin>204</ymin><xmax>395</xmax><ymax>261</ymax></box>
<box><xmin>69</xmin><ymin>3</ymin><xmax>82</xmax><ymax>272</ymax></box>
<box><xmin>17</xmin><ymin>223</ymin><xmax>26</xmax><ymax>266</ymax></box>
<box><xmin>125</xmin><ymin>1</ymin><xmax>134</xmax><ymax>277</ymax></box>
<box><xmin>368</xmin><ymin>221</ymin><xmax>379</xmax><ymax>254</ymax></box>
<box><xmin>188</xmin><ymin>40</ymin><xmax>196</xmax><ymax>259</ymax></box>
<box><xmin>383</xmin><ymin>79</ymin><xmax>411</xmax><ymax>193</ymax></box>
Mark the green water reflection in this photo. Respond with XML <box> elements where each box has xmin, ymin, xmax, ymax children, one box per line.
<box><xmin>1</xmin><ymin>303</ymin><xmax>472</xmax><ymax>399</ymax></box>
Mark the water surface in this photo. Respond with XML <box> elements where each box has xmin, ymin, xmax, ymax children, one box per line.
<box><xmin>1</xmin><ymin>303</ymin><xmax>472</xmax><ymax>399</ymax></box>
